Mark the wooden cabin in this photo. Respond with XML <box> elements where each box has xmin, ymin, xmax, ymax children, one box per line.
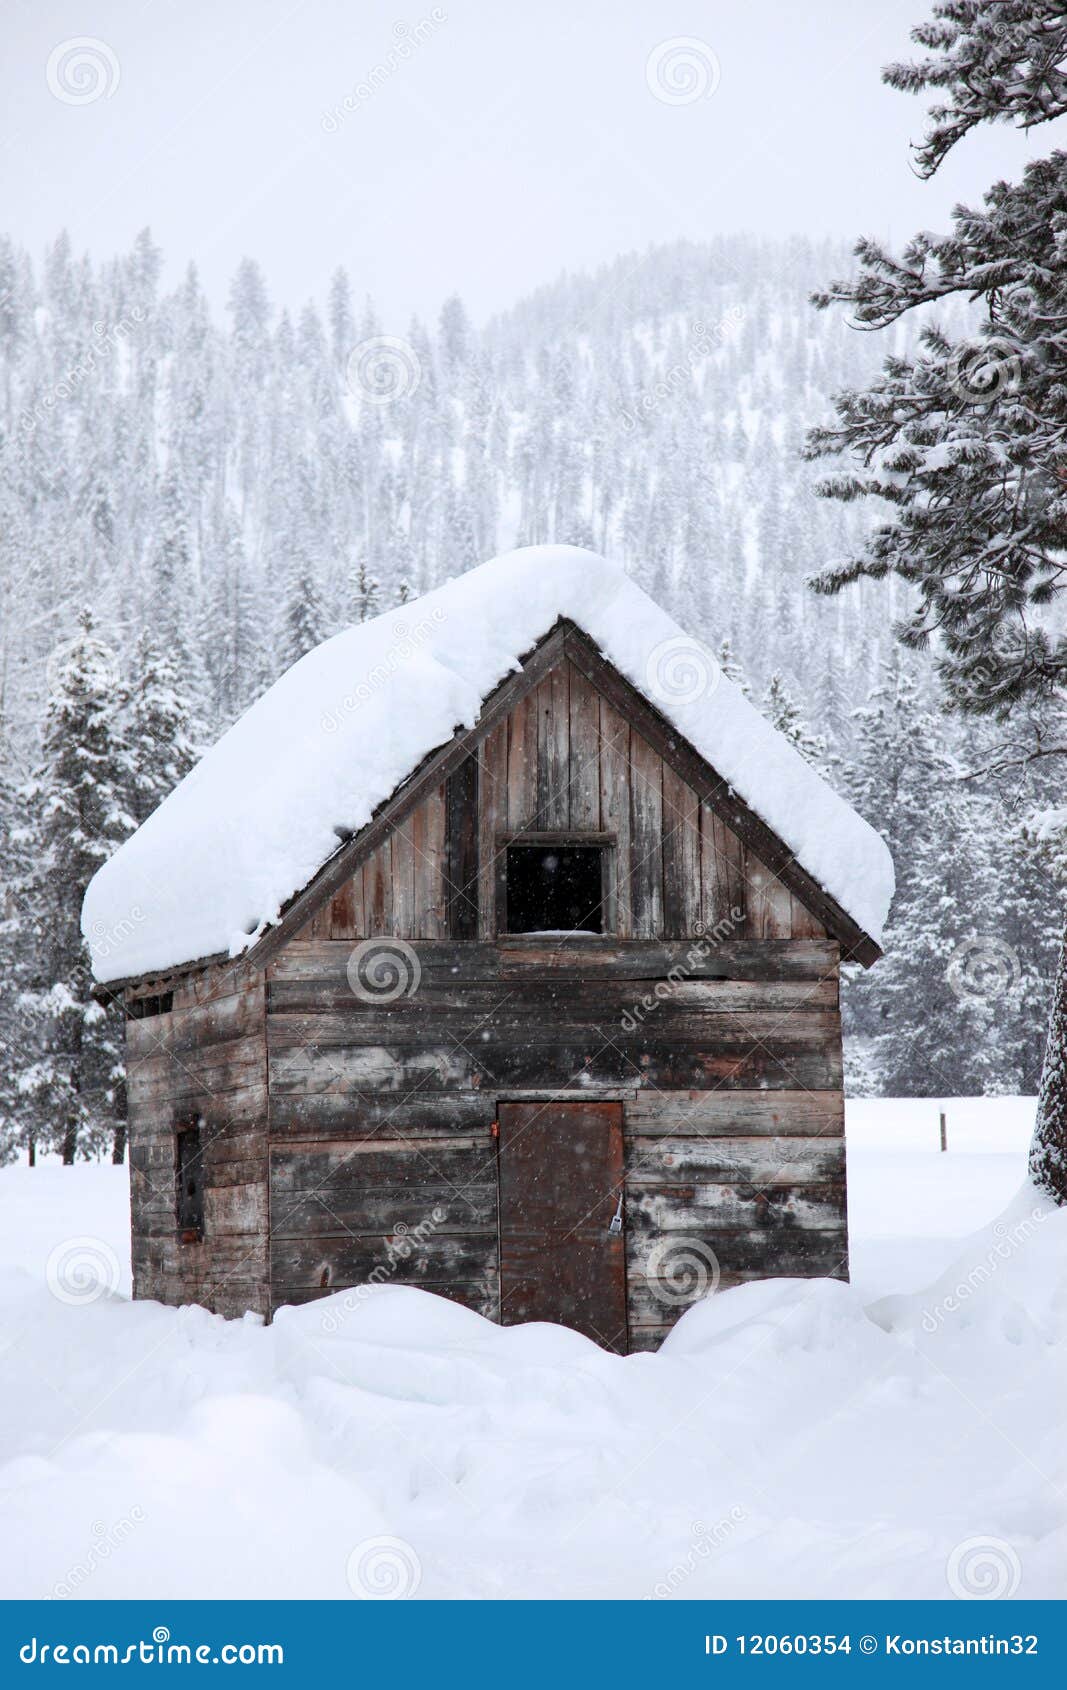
<box><xmin>85</xmin><ymin>549</ymin><xmax>890</xmax><ymax>1353</ymax></box>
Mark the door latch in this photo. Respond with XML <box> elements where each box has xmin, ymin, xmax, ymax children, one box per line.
<box><xmin>608</xmin><ymin>1192</ymin><xmax>624</xmax><ymax>1236</ymax></box>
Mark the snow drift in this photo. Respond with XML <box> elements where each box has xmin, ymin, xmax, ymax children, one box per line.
<box><xmin>0</xmin><ymin>1116</ymin><xmax>1062</xmax><ymax>1600</ymax></box>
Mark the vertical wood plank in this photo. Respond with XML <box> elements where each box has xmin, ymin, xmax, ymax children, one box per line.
<box><xmin>535</xmin><ymin>666</ymin><xmax>570</xmax><ymax>828</ymax></box>
<box><xmin>364</xmin><ymin>839</ymin><xmax>393</xmax><ymax>936</ymax></box>
<box><xmin>329</xmin><ymin>869</ymin><xmax>360</xmax><ymax>939</ymax></box>
<box><xmin>745</xmin><ymin>850</ymin><xmax>793</xmax><ymax>939</ymax></box>
<box><xmin>414</xmin><ymin>786</ymin><xmax>447</xmax><ymax>939</ymax></box>
<box><xmin>506</xmin><ymin>691</ymin><xmax>538</xmax><ymax>832</ymax></box>
<box><xmin>790</xmin><ymin>894</ymin><xmax>826</xmax><ymax>939</ymax></box>
<box><xmin>445</xmin><ymin>755</ymin><xmax>479</xmax><ymax>940</ymax></box>
<box><xmin>392</xmin><ymin>815</ymin><xmax>416</xmax><ymax>938</ymax></box>
<box><xmin>567</xmin><ymin>660</ymin><xmax>601</xmax><ymax>830</ymax></box>
<box><xmin>661</xmin><ymin>767</ymin><xmax>701</xmax><ymax>938</ymax></box>
<box><xmin>308</xmin><ymin>900</ymin><xmax>332</xmax><ymax>939</ymax></box>
<box><xmin>599</xmin><ymin>698</ymin><xmax>632</xmax><ymax>938</ymax></box>
<box><xmin>701</xmin><ymin>807</ymin><xmax>746</xmax><ymax>934</ymax></box>
<box><xmin>629</xmin><ymin>733</ymin><xmax>663</xmax><ymax>939</ymax></box>
<box><xmin>478</xmin><ymin>720</ymin><xmax>508</xmax><ymax>938</ymax></box>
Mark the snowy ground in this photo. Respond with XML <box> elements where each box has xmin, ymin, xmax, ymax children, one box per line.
<box><xmin>0</xmin><ymin>1097</ymin><xmax>1063</xmax><ymax>1601</ymax></box>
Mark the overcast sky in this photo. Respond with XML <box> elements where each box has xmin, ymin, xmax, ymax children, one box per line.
<box><xmin>2</xmin><ymin>0</ymin><xmax>1049</xmax><ymax>325</ymax></box>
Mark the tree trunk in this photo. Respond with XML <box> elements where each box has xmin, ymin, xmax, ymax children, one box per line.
<box><xmin>111</xmin><ymin>1123</ymin><xmax>126</xmax><ymax>1165</ymax></box>
<box><xmin>1030</xmin><ymin>915</ymin><xmax>1067</xmax><ymax>1204</ymax></box>
<box><xmin>27</xmin><ymin>1136</ymin><xmax>35</xmax><ymax>1168</ymax></box>
<box><xmin>61</xmin><ymin>1118</ymin><xmax>78</xmax><ymax>1165</ymax></box>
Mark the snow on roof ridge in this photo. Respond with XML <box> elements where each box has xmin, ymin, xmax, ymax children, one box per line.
<box><xmin>82</xmin><ymin>544</ymin><xmax>893</xmax><ymax>983</ymax></box>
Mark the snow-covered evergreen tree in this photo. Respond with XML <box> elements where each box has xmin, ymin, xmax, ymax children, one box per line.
<box><xmin>805</xmin><ymin>0</ymin><xmax>1067</xmax><ymax>1197</ymax></box>
<box><xmin>124</xmin><ymin>631</ymin><xmax>198</xmax><ymax>825</ymax></box>
<box><xmin>350</xmin><ymin>559</ymin><xmax>381</xmax><ymax>624</ymax></box>
<box><xmin>760</xmin><ymin>672</ymin><xmax>826</xmax><ymax>768</ymax></box>
<box><xmin>16</xmin><ymin>612</ymin><xmax>134</xmax><ymax>1163</ymax></box>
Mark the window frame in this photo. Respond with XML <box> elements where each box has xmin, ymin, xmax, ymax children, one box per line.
<box><xmin>175</xmin><ymin>1123</ymin><xmax>205</xmax><ymax>1244</ymax></box>
<box><xmin>494</xmin><ymin>831</ymin><xmax>617</xmax><ymax>938</ymax></box>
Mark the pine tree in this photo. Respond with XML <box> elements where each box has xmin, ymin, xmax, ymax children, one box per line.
<box><xmin>17</xmin><ymin>612</ymin><xmax>134</xmax><ymax>1163</ymax></box>
<box><xmin>805</xmin><ymin>0</ymin><xmax>1067</xmax><ymax>1199</ymax></box>
<box><xmin>350</xmin><ymin>559</ymin><xmax>380</xmax><ymax>624</ymax></box>
<box><xmin>1031</xmin><ymin>937</ymin><xmax>1067</xmax><ymax>1201</ymax></box>
<box><xmin>717</xmin><ymin>638</ymin><xmax>749</xmax><ymax>695</ymax></box>
<box><xmin>760</xmin><ymin>672</ymin><xmax>826</xmax><ymax>768</ymax></box>
<box><xmin>280</xmin><ymin>558</ymin><xmax>326</xmax><ymax>669</ymax></box>
<box><xmin>125</xmin><ymin>631</ymin><xmax>198</xmax><ymax>826</ymax></box>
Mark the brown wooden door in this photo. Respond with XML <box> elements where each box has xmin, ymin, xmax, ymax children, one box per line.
<box><xmin>497</xmin><ymin>1100</ymin><xmax>628</xmax><ymax>1352</ymax></box>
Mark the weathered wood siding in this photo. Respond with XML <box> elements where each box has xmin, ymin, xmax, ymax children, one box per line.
<box><xmin>264</xmin><ymin>937</ymin><xmax>845</xmax><ymax>1337</ymax></box>
<box><xmin>301</xmin><ymin>656</ymin><xmax>825</xmax><ymax>946</ymax></box>
<box><xmin>126</xmin><ymin>961</ymin><xmax>269</xmax><ymax>1318</ymax></box>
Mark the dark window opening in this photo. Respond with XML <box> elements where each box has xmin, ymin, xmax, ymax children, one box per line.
<box><xmin>504</xmin><ymin>845</ymin><xmax>605</xmax><ymax>934</ymax></box>
<box><xmin>176</xmin><ymin>1126</ymin><xmax>204</xmax><ymax>1243</ymax></box>
<box><xmin>128</xmin><ymin>991</ymin><xmax>173</xmax><ymax>1020</ymax></box>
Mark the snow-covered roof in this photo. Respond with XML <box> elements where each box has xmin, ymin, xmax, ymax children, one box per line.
<box><xmin>82</xmin><ymin>546</ymin><xmax>894</xmax><ymax>983</ymax></box>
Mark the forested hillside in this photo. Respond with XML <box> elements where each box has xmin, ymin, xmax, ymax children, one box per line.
<box><xmin>0</xmin><ymin>229</ymin><xmax>1059</xmax><ymax>1156</ymax></box>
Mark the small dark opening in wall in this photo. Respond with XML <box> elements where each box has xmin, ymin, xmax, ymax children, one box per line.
<box><xmin>176</xmin><ymin>1126</ymin><xmax>204</xmax><ymax>1243</ymax></box>
<box><xmin>505</xmin><ymin>845</ymin><xmax>604</xmax><ymax>934</ymax></box>
<box><xmin>128</xmin><ymin>991</ymin><xmax>173</xmax><ymax>1020</ymax></box>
